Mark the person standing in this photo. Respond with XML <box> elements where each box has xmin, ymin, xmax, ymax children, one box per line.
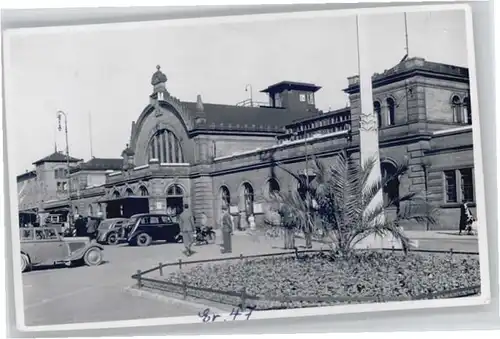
<box><xmin>459</xmin><ymin>202</ymin><xmax>475</xmax><ymax>235</ymax></box>
<box><xmin>180</xmin><ymin>204</ymin><xmax>194</xmax><ymax>256</ymax></box>
<box><xmin>220</xmin><ymin>206</ymin><xmax>233</xmax><ymax>253</ymax></box>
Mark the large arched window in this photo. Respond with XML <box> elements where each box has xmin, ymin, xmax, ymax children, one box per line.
<box><xmin>373</xmin><ymin>101</ymin><xmax>382</xmax><ymax>128</ymax></box>
<box><xmin>386</xmin><ymin>98</ymin><xmax>395</xmax><ymax>126</ymax></box>
<box><xmin>112</xmin><ymin>190</ymin><xmax>120</xmax><ymax>199</ymax></box>
<box><xmin>452</xmin><ymin>95</ymin><xmax>462</xmax><ymax>123</ymax></box>
<box><xmin>88</xmin><ymin>204</ymin><xmax>93</xmax><ymax>216</ymax></box>
<box><xmin>125</xmin><ymin>188</ymin><xmax>134</xmax><ymax>197</ymax></box>
<box><xmin>167</xmin><ymin>184</ymin><xmax>184</xmax><ymax>197</ymax></box>
<box><xmin>381</xmin><ymin>162</ymin><xmax>400</xmax><ymax>207</ymax></box>
<box><xmin>139</xmin><ymin>186</ymin><xmax>149</xmax><ymax>196</ymax></box>
<box><xmin>148</xmin><ymin>129</ymin><xmax>184</xmax><ymax>163</ymax></box>
<box><xmin>463</xmin><ymin>97</ymin><xmax>472</xmax><ymax>125</ymax></box>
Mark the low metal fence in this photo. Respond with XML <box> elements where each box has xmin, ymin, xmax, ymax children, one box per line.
<box><xmin>131</xmin><ymin>248</ymin><xmax>480</xmax><ymax>310</ymax></box>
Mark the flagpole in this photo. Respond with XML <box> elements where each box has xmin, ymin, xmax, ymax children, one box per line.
<box><xmin>404</xmin><ymin>12</ymin><xmax>409</xmax><ymax>57</ymax></box>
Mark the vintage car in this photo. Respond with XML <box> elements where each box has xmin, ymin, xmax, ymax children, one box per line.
<box><xmin>126</xmin><ymin>213</ymin><xmax>181</xmax><ymax>246</ymax></box>
<box><xmin>19</xmin><ymin>227</ymin><xmax>104</xmax><ymax>272</ymax></box>
<box><xmin>96</xmin><ymin>218</ymin><xmax>128</xmax><ymax>245</ymax></box>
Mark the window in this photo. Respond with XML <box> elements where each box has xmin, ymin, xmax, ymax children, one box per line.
<box><xmin>444</xmin><ymin>168</ymin><xmax>474</xmax><ymax>203</ymax></box>
<box><xmin>148</xmin><ymin>129</ymin><xmax>184</xmax><ymax>163</ymax></box>
<box><xmin>54</xmin><ymin>168</ymin><xmax>68</xmax><ymax>179</ymax></box>
<box><xmin>460</xmin><ymin>168</ymin><xmax>474</xmax><ymax>202</ymax></box>
<box><xmin>444</xmin><ymin>170</ymin><xmax>457</xmax><ymax>203</ymax></box>
<box><xmin>386</xmin><ymin>98</ymin><xmax>395</xmax><ymax>126</ymax></box>
<box><xmin>451</xmin><ymin>95</ymin><xmax>462</xmax><ymax>123</ymax></box>
<box><xmin>307</xmin><ymin>93</ymin><xmax>315</xmax><ymax>105</ymax></box>
<box><xmin>139</xmin><ymin>186</ymin><xmax>149</xmax><ymax>196</ymax></box>
<box><xmin>44</xmin><ymin>229</ymin><xmax>58</xmax><ymax>240</ymax></box>
<box><xmin>125</xmin><ymin>188</ymin><xmax>134</xmax><ymax>196</ymax></box>
<box><xmin>159</xmin><ymin>216</ymin><xmax>172</xmax><ymax>224</ymax></box>
<box><xmin>57</xmin><ymin>181</ymin><xmax>68</xmax><ymax>193</ymax></box>
<box><xmin>149</xmin><ymin>216</ymin><xmax>160</xmax><ymax>224</ymax></box>
<box><xmin>299</xmin><ymin>94</ymin><xmax>306</xmax><ymax>102</ymax></box>
<box><xmin>274</xmin><ymin>93</ymin><xmax>282</xmax><ymax>108</ymax></box>
<box><xmin>20</xmin><ymin>229</ymin><xmax>33</xmax><ymax>240</ymax></box>
<box><xmin>463</xmin><ymin>97</ymin><xmax>472</xmax><ymax>125</ymax></box>
<box><xmin>79</xmin><ymin>175</ymin><xmax>88</xmax><ymax>190</ymax></box>
<box><xmin>374</xmin><ymin>101</ymin><xmax>382</xmax><ymax>128</ymax></box>
<box><xmin>35</xmin><ymin>229</ymin><xmax>45</xmax><ymax>240</ymax></box>
<box><xmin>267</xmin><ymin>178</ymin><xmax>280</xmax><ymax>198</ymax></box>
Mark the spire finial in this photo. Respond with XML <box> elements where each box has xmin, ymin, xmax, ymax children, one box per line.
<box><xmin>151</xmin><ymin>65</ymin><xmax>167</xmax><ymax>86</ymax></box>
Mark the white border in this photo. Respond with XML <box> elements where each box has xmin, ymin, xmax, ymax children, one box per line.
<box><xmin>2</xmin><ymin>3</ymin><xmax>491</xmax><ymax>333</ymax></box>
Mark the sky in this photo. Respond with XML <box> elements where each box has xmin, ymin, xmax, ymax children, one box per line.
<box><xmin>4</xmin><ymin>9</ymin><xmax>468</xmax><ymax>175</ymax></box>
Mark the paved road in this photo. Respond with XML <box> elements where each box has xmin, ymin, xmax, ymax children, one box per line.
<box><xmin>21</xmin><ymin>231</ymin><xmax>479</xmax><ymax>327</ymax></box>
<box><xmin>22</xmin><ymin>233</ymin><xmax>322</xmax><ymax>327</ymax></box>
<box><xmin>22</xmin><ymin>242</ymin><xmax>206</xmax><ymax>326</ymax></box>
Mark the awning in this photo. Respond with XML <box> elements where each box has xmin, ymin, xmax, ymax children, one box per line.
<box><xmin>97</xmin><ymin>195</ymin><xmax>150</xmax><ymax>203</ymax></box>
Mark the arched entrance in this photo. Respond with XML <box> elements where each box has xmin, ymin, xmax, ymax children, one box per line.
<box><xmin>217</xmin><ymin>186</ymin><xmax>231</xmax><ymax>228</ymax></box>
<box><xmin>166</xmin><ymin>184</ymin><xmax>184</xmax><ymax>217</ymax></box>
<box><xmin>381</xmin><ymin>161</ymin><xmax>400</xmax><ymax>208</ymax></box>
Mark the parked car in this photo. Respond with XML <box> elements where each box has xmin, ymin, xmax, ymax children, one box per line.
<box><xmin>96</xmin><ymin>218</ymin><xmax>128</xmax><ymax>245</ymax></box>
<box><xmin>19</xmin><ymin>227</ymin><xmax>104</xmax><ymax>272</ymax></box>
<box><xmin>127</xmin><ymin>213</ymin><xmax>181</xmax><ymax>246</ymax></box>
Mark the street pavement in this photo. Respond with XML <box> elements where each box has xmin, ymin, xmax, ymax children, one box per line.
<box><xmin>21</xmin><ymin>230</ymin><xmax>479</xmax><ymax>327</ymax></box>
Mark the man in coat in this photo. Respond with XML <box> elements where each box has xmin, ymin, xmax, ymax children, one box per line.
<box><xmin>220</xmin><ymin>206</ymin><xmax>233</xmax><ymax>254</ymax></box>
<box><xmin>180</xmin><ymin>204</ymin><xmax>195</xmax><ymax>256</ymax></box>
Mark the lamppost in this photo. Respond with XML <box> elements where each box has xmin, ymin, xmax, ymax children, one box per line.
<box><xmin>294</xmin><ymin>126</ymin><xmax>313</xmax><ymax>248</ymax></box>
<box><xmin>245</xmin><ymin>84</ymin><xmax>253</xmax><ymax>107</ymax></box>
<box><xmin>57</xmin><ymin>110</ymin><xmax>73</xmax><ymax>221</ymax></box>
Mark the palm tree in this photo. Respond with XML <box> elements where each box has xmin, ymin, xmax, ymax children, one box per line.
<box><xmin>265</xmin><ymin>150</ymin><xmax>438</xmax><ymax>258</ymax></box>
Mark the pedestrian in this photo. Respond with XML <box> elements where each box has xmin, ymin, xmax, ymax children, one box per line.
<box><xmin>459</xmin><ymin>202</ymin><xmax>475</xmax><ymax>235</ymax></box>
<box><xmin>86</xmin><ymin>217</ymin><xmax>98</xmax><ymax>240</ymax></box>
<box><xmin>180</xmin><ymin>204</ymin><xmax>194</xmax><ymax>256</ymax></box>
<box><xmin>75</xmin><ymin>215</ymin><xmax>86</xmax><ymax>237</ymax></box>
<box><xmin>220</xmin><ymin>205</ymin><xmax>233</xmax><ymax>253</ymax></box>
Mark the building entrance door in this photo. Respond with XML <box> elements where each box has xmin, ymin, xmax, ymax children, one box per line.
<box><xmin>166</xmin><ymin>184</ymin><xmax>184</xmax><ymax>222</ymax></box>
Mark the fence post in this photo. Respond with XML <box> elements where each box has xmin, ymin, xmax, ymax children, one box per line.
<box><xmin>178</xmin><ymin>259</ymin><xmax>183</xmax><ymax>269</ymax></box>
<box><xmin>183</xmin><ymin>281</ymin><xmax>188</xmax><ymax>300</ymax></box>
<box><xmin>136</xmin><ymin>270</ymin><xmax>142</xmax><ymax>289</ymax></box>
<box><xmin>391</xmin><ymin>245</ymin><xmax>395</xmax><ymax>253</ymax></box>
<box><xmin>158</xmin><ymin>262</ymin><xmax>163</xmax><ymax>276</ymax></box>
<box><xmin>240</xmin><ymin>287</ymin><xmax>246</xmax><ymax>310</ymax></box>
<box><xmin>450</xmin><ymin>248</ymin><xmax>454</xmax><ymax>255</ymax></box>
<box><xmin>240</xmin><ymin>253</ymin><xmax>244</xmax><ymax>261</ymax></box>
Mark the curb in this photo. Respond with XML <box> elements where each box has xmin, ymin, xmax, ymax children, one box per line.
<box><xmin>122</xmin><ymin>286</ymin><xmax>229</xmax><ymax>314</ymax></box>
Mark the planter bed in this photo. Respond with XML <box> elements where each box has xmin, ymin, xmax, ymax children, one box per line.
<box><xmin>154</xmin><ymin>251</ymin><xmax>481</xmax><ymax>310</ymax></box>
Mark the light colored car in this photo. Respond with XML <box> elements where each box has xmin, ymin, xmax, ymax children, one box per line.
<box><xmin>96</xmin><ymin>218</ymin><xmax>128</xmax><ymax>245</ymax></box>
<box><xmin>20</xmin><ymin>227</ymin><xmax>104</xmax><ymax>272</ymax></box>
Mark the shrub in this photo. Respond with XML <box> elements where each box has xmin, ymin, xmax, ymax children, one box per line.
<box><xmin>162</xmin><ymin>251</ymin><xmax>480</xmax><ymax>310</ymax></box>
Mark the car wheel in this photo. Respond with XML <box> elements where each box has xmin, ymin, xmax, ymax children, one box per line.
<box><xmin>107</xmin><ymin>232</ymin><xmax>119</xmax><ymax>245</ymax></box>
<box><xmin>20</xmin><ymin>253</ymin><xmax>30</xmax><ymax>273</ymax></box>
<box><xmin>136</xmin><ymin>233</ymin><xmax>152</xmax><ymax>247</ymax></box>
<box><xmin>83</xmin><ymin>248</ymin><xmax>103</xmax><ymax>266</ymax></box>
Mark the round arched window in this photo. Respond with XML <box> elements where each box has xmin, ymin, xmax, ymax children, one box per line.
<box><xmin>148</xmin><ymin>129</ymin><xmax>184</xmax><ymax>163</ymax></box>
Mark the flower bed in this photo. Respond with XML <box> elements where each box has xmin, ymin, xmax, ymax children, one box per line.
<box><xmin>156</xmin><ymin>251</ymin><xmax>481</xmax><ymax>310</ymax></box>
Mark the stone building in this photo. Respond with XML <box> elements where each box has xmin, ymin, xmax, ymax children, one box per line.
<box><xmin>17</xmin><ymin>57</ymin><xmax>476</xmax><ymax>230</ymax></box>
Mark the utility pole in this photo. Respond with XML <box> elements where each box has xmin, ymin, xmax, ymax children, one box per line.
<box><xmin>57</xmin><ymin>110</ymin><xmax>73</xmax><ymax>222</ymax></box>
